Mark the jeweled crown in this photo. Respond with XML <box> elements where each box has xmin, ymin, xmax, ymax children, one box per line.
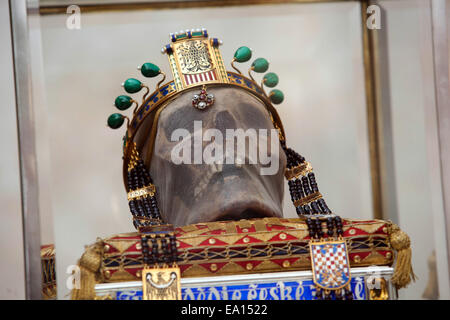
<box><xmin>107</xmin><ymin>29</ymin><xmax>286</xmax><ymax>188</ymax></box>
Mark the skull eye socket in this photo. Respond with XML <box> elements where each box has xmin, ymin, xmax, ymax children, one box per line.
<box><xmin>162</xmin><ymin>106</ymin><xmax>197</xmax><ymax>140</ymax></box>
<box><xmin>214</xmin><ymin>110</ymin><xmax>236</xmax><ymax>131</ymax></box>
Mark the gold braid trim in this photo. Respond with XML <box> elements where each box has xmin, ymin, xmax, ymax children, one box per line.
<box><xmin>127</xmin><ymin>142</ymin><xmax>140</xmax><ymax>172</ymax></box>
<box><xmin>71</xmin><ymin>240</ymin><xmax>104</xmax><ymax>300</ymax></box>
<box><xmin>389</xmin><ymin>223</ymin><xmax>416</xmax><ymax>289</ymax></box>
<box><xmin>269</xmin><ymin>113</ymin><xmax>285</xmax><ymax>141</ymax></box>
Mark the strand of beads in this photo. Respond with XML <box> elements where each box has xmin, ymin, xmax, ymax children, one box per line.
<box><xmin>282</xmin><ymin>144</ymin><xmax>333</xmax><ymax>217</ymax></box>
<box><xmin>126</xmin><ymin>144</ymin><xmax>163</xmax><ymax>229</ymax></box>
<box><xmin>140</xmin><ymin>233</ymin><xmax>178</xmax><ymax>268</ymax></box>
<box><xmin>169</xmin><ymin>234</ymin><xmax>178</xmax><ymax>265</ymax></box>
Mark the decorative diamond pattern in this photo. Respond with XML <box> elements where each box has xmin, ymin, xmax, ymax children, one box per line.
<box><xmin>98</xmin><ymin>218</ymin><xmax>392</xmax><ymax>281</ymax></box>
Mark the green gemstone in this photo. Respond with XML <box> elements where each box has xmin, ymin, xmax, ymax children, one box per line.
<box><xmin>234</xmin><ymin>46</ymin><xmax>252</xmax><ymax>63</ymax></box>
<box><xmin>114</xmin><ymin>95</ymin><xmax>133</xmax><ymax>110</ymax></box>
<box><xmin>107</xmin><ymin>113</ymin><xmax>124</xmax><ymax>129</ymax></box>
<box><xmin>252</xmin><ymin>58</ymin><xmax>269</xmax><ymax>73</ymax></box>
<box><xmin>263</xmin><ymin>72</ymin><xmax>279</xmax><ymax>88</ymax></box>
<box><xmin>270</xmin><ymin>89</ymin><xmax>284</xmax><ymax>105</ymax></box>
<box><xmin>140</xmin><ymin>63</ymin><xmax>160</xmax><ymax>78</ymax></box>
<box><xmin>123</xmin><ymin>78</ymin><xmax>142</xmax><ymax>93</ymax></box>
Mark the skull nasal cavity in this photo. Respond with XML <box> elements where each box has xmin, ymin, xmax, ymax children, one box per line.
<box><xmin>215</xmin><ymin>111</ymin><xmax>236</xmax><ymax>131</ymax></box>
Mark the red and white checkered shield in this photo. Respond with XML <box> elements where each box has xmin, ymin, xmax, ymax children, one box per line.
<box><xmin>310</xmin><ymin>239</ymin><xmax>351</xmax><ymax>290</ymax></box>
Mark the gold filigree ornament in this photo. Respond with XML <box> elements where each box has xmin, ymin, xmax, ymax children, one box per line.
<box><xmin>127</xmin><ymin>185</ymin><xmax>156</xmax><ymax>201</ymax></box>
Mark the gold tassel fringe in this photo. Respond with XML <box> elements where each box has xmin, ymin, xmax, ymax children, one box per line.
<box><xmin>389</xmin><ymin>223</ymin><xmax>416</xmax><ymax>289</ymax></box>
<box><xmin>71</xmin><ymin>240</ymin><xmax>104</xmax><ymax>300</ymax></box>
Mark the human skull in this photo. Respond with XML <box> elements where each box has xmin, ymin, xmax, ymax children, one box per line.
<box><xmin>139</xmin><ymin>86</ymin><xmax>286</xmax><ymax>227</ymax></box>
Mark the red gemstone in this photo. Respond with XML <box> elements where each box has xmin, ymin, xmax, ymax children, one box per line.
<box><xmin>201</xmin><ymin>90</ymin><xmax>206</xmax><ymax>94</ymax></box>
<box><xmin>200</xmin><ymin>94</ymin><xmax>206</xmax><ymax>100</ymax></box>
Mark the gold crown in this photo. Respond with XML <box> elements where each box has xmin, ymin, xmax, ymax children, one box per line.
<box><xmin>107</xmin><ymin>29</ymin><xmax>287</xmax><ymax>189</ymax></box>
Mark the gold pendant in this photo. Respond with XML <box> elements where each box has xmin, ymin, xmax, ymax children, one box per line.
<box><xmin>142</xmin><ymin>266</ymin><xmax>181</xmax><ymax>300</ymax></box>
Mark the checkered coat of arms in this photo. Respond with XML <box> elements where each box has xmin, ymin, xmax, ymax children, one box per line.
<box><xmin>310</xmin><ymin>240</ymin><xmax>351</xmax><ymax>290</ymax></box>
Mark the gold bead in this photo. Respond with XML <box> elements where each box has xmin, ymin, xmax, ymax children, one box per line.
<box><xmin>176</xmin><ymin>241</ymin><xmax>180</xmax><ymax>248</ymax></box>
<box><xmin>386</xmin><ymin>252</ymin><xmax>392</xmax><ymax>260</ymax></box>
<box><xmin>136</xmin><ymin>270</ymin><xmax>141</xmax><ymax>277</ymax></box>
<box><xmin>279</xmin><ymin>233</ymin><xmax>287</xmax><ymax>240</ymax></box>
<box><xmin>104</xmin><ymin>244</ymin><xmax>110</xmax><ymax>252</ymax></box>
<box><xmin>353</xmin><ymin>255</ymin><xmax>361</xmax><ymax>263</ymax></box>
<box><xmin>209</xmin><ymin>238</ymin><xmax>216</xmax><ymax>245</ymax></box>
<box><xmin>210</xmin><ymin>264</ymin><xmax>218</xmax><ymax>271</ymax></box>
<box><xmin>383</xmin><ymin>227</ymin><xmax>388</xmax><ymax>233</ymax></box>
<box><xmin>246</xmin><ymin>263</ymin><xmax>253</xmax><ymax>270</ymax></box>
<box><xmin>282</xmin><ymin>260</ymin><xmax>290</xmax><ymax>268</ymax></box>
<box><xmin>104</xmin><ymin>270</ymin><xmax>111</xmax><ymax>278</ymax></box>
<box><xmin>136</xmin><ymin>243</ymin><xmax>142</xmax><ymax>250</ymax></box>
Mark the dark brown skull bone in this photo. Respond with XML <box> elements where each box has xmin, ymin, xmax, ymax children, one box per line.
<box><xmin>141</xmin><ymin>86</ymin><xmax>286</xmax><ymax>227</ymax></box>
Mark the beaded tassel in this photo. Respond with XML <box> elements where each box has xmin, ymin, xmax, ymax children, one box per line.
<box><xmin>127</xmin><ymin>143</ymin><xmax>163</xmax><ymax>229</ymax></box>
<box><xmin>282</xmin><ymin>144</ymin><xmax>332</xmax><ymax>217</ymax></box>
<box><xmin>140</xmin><ymin>234</ymin><xmax>178</xmax><ymax>267</ymax></box>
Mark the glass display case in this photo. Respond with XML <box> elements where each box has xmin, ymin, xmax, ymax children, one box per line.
<box><xmin>1</xmin><ymin>0</ymin><xmax>449</xmax><ymax>300</ymax></box>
